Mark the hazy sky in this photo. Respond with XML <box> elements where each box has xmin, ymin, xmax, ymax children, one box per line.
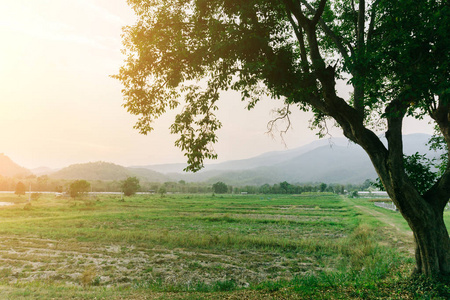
<box><xmin>0</xmin><ymin>0</ymin><xmax>435</xmax><ymax>169</ymax></box>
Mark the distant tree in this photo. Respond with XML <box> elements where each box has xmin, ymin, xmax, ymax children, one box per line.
<box><xmin>121</xmin><ymin>177</ymin><xmax>141</xmax><ymax>196</ymax></box>
<box><xmin>361</xmin><ymin>179</ymin><xmax>373</xmax><ymax>190</ymax></box>
<box><xmin>188</xmin><ymin>186</ymin><xmax>198</xmax><ymax>193</ymax></box>
<box><xmin>212</xmin><ymin>181</ymin><xmax>228</xmax><ymax>194</ymax></box>
<box><xmin>36</xmin><ymin>175</ymin><xmax>49</xmax><ymax>191</ymax></box>
<box><xmin>303</xmin><ymin>185</ymin><xmax>312</xmax><ymax>193</ymax></box>
<box><xmin>319</xmin><ymin>183</ymin><xmax>327</xmax><ymax>193</ymax></box>
<box><xmin>69</xmin><ymin>180</ymin><xmax>90</xmax><ymax>198</ymax></box>
<box><xmin>279</xmin><ymin>181</ymin><xmax>292</xmax><ymax>194</ymax></box>
<box><xmin>260</xmin><ymin>184</ymin><xmax>271</xmax><ymax>194</ymax></box>
<box><xmin>15</xmin><ymin>181</ymin><xmax>26</xmax><ymax>196</ymax></box>
<box><xmin>350</xmin><ymin>191</ymin><xmax>359</xmax><ymax>198</ymax></box>
<box><xmin>158</xmin><ymin>186</ymin><xmax>166</xmax><ymax>197</ymax></box>
<box><xmin>227</xmin><ymin>185</ymin><xmax>233</xmax><ymax>194</ymax></box>
<box><xmin>55</xmin><ymin>185</ymin><xmax>63</xmax><ymax>193</ymax></box>
<box><xmin>150</xmin><ymin>184</ymin><xmax>160</xmax><ymax>192</ymax></box>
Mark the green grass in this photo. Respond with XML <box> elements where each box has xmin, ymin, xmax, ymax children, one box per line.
<box><xmin>0</xmin><ymin>193</ymin><xmax>447</xmax><ymax>299</ymax></box>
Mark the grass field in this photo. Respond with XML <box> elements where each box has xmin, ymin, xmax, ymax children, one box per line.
<box><xmin>0</xmin><ymin>193</ymin><xmax>447</xmax><ymax>299</ymax></box>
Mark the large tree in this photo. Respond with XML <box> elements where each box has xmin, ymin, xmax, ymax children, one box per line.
<box><xmin>115</xmin><ymin>0</ymin><xmax>450</xmax><ymax>276</ymax></box>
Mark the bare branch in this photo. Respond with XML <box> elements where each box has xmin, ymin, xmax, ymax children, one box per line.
<box><xmin>266</xmin><ymin>104</ymin><xmax>292</xmax><ymax>145</ymax></box>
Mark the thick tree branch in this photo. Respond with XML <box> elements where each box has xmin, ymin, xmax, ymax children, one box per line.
<box><xmin>431</xmin><ymin>99</ymin><xmax>450</xmax><ymax>146</ymax></box>
<box><xmin>424</xmin><ymin>169</ymin><xmax>450</xmax><ymax>210</ymax></box>
<box><xmin>367</xmin><ymin>0</ymin><xmax>381</xmax><ymax>46</ymax></box>
<box><xmin>352</xmin><ymin>0</ymin><xmax>366</xmax><ymax>118</ymax></box>
<box><xmin>357</xmin><ymin>0</ymin><xmax>365</xmax><ymax>49</ymax></box>
<box><xmin>351</xmin><ymin>0</ymin><xmax>358</xmax><ymax>36</ymax></box>
<box><xmin>311</xmin><ymin>0</ymin><xmax>328</xmax><ymax>26</ymax></box>
<box><xmin>385</xmin><ymin>100</ymin><xmax>407</xmax><ymax>172</ymax></box>
<box><xmin>426</xmin><ymin>99</ymin><xmax>450</xmax><ymax>208</ymax></box>
<box><xmin>282</xmin><ymin>0</ymin><xmax>310</xmax><ymax>28</ymax></box>
<box><xmin>300</xmin><ymin>0</ymin><xmax>352</xmax><ymax>59</ymax></box>
<box><xmin>286</xmin><ymin>11</ymin><xmax>310</xmax><ymax>73</ymax></box>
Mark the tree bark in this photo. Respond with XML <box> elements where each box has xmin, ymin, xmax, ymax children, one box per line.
<box><xmin>395</xmin><ymin>193</ymin><xmax>450</xmax><ymax>276</ymax></box>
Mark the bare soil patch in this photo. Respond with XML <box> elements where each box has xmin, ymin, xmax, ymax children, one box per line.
<box><xmin>0</xmin><ymin>235</ymin><xmax>316</xmax><ymax>288</ymax></box>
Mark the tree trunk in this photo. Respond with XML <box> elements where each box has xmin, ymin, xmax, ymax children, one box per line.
<box><xmin>392</xmin><ymin>192</ymin><xmax>450</xmax><ymax>276</ymax></box>
<box><xmin>411</xmin><ymin>209</ymin><xmax>450</xmax><ymax>276</ymax></box>
<box><xmin>355</xmin><ymin>133</ymin><xmax>450</xmax><ymax>277</ymax></box>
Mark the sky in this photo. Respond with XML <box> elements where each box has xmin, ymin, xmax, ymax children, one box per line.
<box><xmin>0</xmin><ymin>0</ymin><xmax>435</xmax><ymax>170</ymax></box>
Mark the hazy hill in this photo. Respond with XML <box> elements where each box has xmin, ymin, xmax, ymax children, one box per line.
<box><xmin>50</xmin><ymin>162</ymin><xmax>129</xmax><ymax>180</ymax></box>
<box><xmin>126</xmin><ymin>167</ymin><xmax>170</xmax><ymax>182</ymax></box>
<box><xmin>130</xmin><ymin>163</ymin><xmax>188</xmax><ymax>174</ymax></box>
<box><xmin>138</xmin><ymin>133</ymin><xmax>438</xmax><ymax>185</ymax></box>
<box><xmin>0</xmin><ymin>154</ymin><xmax>32</xmax><ymax>177</ymax></box>
<box><xmin>202</xmin><ymin>137</ymin><xmax>351</xmax><ymax>172</ymax></box>
<box><xmin>138</xmin><ymin>138</ymin><xmax>351</xmax><ymax>174</ymax></box>
<box><xmin>49</xmin><ymin>161</ymin><xmax>168</xmax><ymax>182</ymax></box>
<box><xmin>170</xmin><ymin>144</ymin><xmax>374</xmax><ymax>185</ymax></box>
<box><xmin>35</xmin><ymin>133</ymin><xmax>440</xmax><ymax>185</ymax></box>
<box><xmin>31</xmin><ymin>166</ymin><xmax>58</xmax><ymax>176</ymax></box>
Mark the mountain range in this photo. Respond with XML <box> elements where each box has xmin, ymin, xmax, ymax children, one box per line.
<box><xmin>0</xmin><ymin>134</ymin><xmax>440</xmax><ymax>185</ymax></box>
<box><xmin>0</xmin><ymin>153</ymin><xmax>32</xmax><ymax>178</ymax></box>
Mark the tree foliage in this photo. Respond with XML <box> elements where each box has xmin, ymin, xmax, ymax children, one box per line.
<box><xmin>212</xmin><ymin>181</ymin><xmax>228</xmax><ymax>194</ymax></box>
<box><xmin>15</xmin><ymin>181</ymin><xmax>26</xmax><ymax>196</ymax></box>
<box><xmin>121</xmin><ymin>177</ymin><xmax>141</xmax><ymax>196</ymax></box>
<box><xmin>428</xmin><ymin>129</ymin><xmax>449</xmax><ymax>177</ymax></box>
<box><xmin>116</xmin><ymin>0</ymin><xmax>450</xmax><ymax>276</ymax></box>
<box><xmin>375</xmin><ymin>152</ymin><xmax>439</xmax><ymax>195</ymax></box>
<box><xmin>69</xmin><ymin>180</ymin><xmax>91</xmax><ymax>198</ymax></box>
<box><xmin>158</xmin><ymin>186</ymin><xmax>167</xmax><ymax>196</ymax></box>
<box><xmin>403</xmin><ymin>153</ymin><xmax>439</xmax><ymax>195</ymax></box>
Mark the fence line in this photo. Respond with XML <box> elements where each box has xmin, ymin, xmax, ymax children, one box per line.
<box><xmin>375</xmin><ymin>201</ymin><xmax>450</xmax><ymax>212</ymax></box>
<box><xmin>374</xmin><ymin>202</ymin><xmax>398</xmax><ymax>212</ymax></box>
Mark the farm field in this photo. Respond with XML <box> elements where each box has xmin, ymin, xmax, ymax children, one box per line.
<box><xmin>0</xmin><ymin>193</ymin><xmax>447</xmax><ymax>299</ymax></box>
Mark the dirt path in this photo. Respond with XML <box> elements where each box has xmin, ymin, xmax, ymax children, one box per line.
<box><xmin>344</xmin><ymin>197</ymin><xmax>415</xmax><ymax>255</ymax></box>
<box><xmin>354</xmin><ymin>204</ymin><xmax>412</xmax><ymax>237</ymax></box>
